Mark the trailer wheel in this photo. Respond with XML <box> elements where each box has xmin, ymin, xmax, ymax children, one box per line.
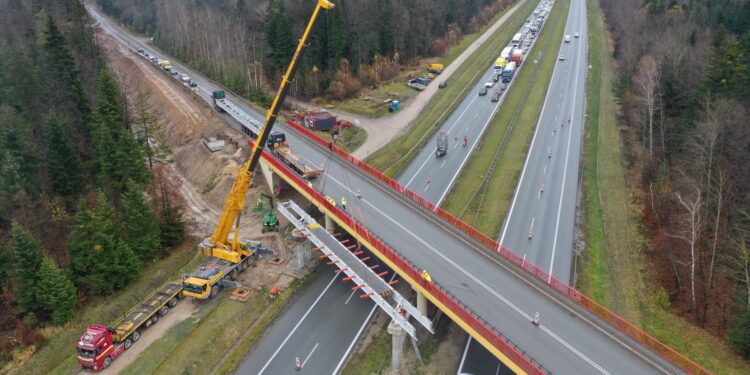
<box><xmin>160</xmin><ymin>306</ymin><xmax>169</xmax><ymax>316</ymax></box>
<box><xmin>210</xmin><ymin>285</ymin><xmax>220</xmax><ymax>298</ymax></box>
<box><xmin>168</xmin><ymin>297</ymin><xmax>178</xmax><ymax>307</ymax></box>
<box><xmin>229</xmin><ymin>269</ymin><xmax>239</xmax><ymax>280</ymax></box>
<box><xmin>124</xmin><ymin>338</ymin><xmax>133</xmax><ymax>350</ymax></box>
<box><xmin>132</xmin><ymin>330</ymin><xmax>141</xmax><ymax>342</ymax></box>
<box><xmin>150</xmin><ymin>315</ymin><xmax>158</xmax><ymax>325</ymax></box>
<box><xmin>104</xmin><ymin>357</ymin><xmax>112</xmax><ymax>369</ymax></box>
<box><xmin>177</xmin><ymin>291</ymin><xmax>186</xmax><ymax>300</ymax></box>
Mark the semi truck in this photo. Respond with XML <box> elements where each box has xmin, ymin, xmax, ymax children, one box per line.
<box><xmin>435</xmin><ymin>132</ymin><xmax>447</xmax><ymax>157</ymax></box>
<box><xmin>494</xmin><ymin>57</ymin><xmax>507</xmax><ymax>71</ymax></box>
<box><xmin>500</xmin><ymin>46</ymin><xmax>513</xmax><ymax>61</ymax></box>
<box><xmin>76</xmin><ymin>282</ymin><xmax>184</xmax><ymax>371</ymax></box>
<box><xmin>158</xmin><ymin>59</ymin><xmax>172</xmax><ymax>71</ymax></box>
<box><xmin>502</xmin><ymin>61</ymin><xmax>517</xmax><ymax>82</ymax></box>
<box><xmin>267</xmin><ymin>132</ymin><xmax>322</xmax><ymax>179</ymax></box>
<box><xmin>512</xmin><ymin>49</ymin><xmax>525</xmax><ymax>65</ymax></box>
<box><xmin>512</xmin><ymin>33</ymin><xmax>522</xmax><ymax>46</ymax></box>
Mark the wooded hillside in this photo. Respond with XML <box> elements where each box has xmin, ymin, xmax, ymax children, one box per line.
<box><xmin>97</xmin><ymin>0</ymin><xmax>514</xmax><ymax>101</ymax></box>
<box><xmin>601</xmin><ymin>0</ymin><xmax>750</xmax><ymax>358</ymax></box>
<box><xmin>0</xmin><ymin>0</ymin><xmax>184</xmax><ymax>363</ymax></box>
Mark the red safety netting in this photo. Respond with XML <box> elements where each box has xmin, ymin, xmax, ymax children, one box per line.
<box><xmin>278</xmin><ymin>121</ymin><xmax>710</xmax><ymax>374</ymax></box>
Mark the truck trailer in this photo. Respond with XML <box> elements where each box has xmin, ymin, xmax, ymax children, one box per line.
<box><xmin>76</xmin><ymin>282</ymin><xmax>183</xmax><ymax>371</ymax></box>
<box><xmin>267</xmin><ymin>132</ymin><xmax>322</xmax><ymax>179</ymax></box>
<box><xmin>500</xmin><ymin>46</ymin><xmax>513</xmax><ymax>60</ymax></box>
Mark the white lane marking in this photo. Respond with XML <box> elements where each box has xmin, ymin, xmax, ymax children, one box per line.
<box><xmin>458</xmin><ymin>336</ymin><xmax>473</xmax><ymax>373</ymax></box>
<box><xmin>405</xmin><ymin>95</ymin><xmax>481</xmax><ymax>188</ymax></box>
<box><xmin>543</xmin><ymin>165</ymin><xmax>547</xmax><ymax>175</ymax></box>
<box><xmin>345</xmin><ymin>289</ymin><xmax>356</xmax><ymax>304</ymax></box>
<box><xmin>423</xmin><ymin>182</ymin><xmax>431</xmax><ymax>192</ymax></box>
<box><xmin>548</xmin><ymin>4</ymin><xmax>586</xmax><ymax>282</ymax></box>
<box><xmin>333</xmin><ymin>273</ymin><xmax>397</xmax><ymax>374</ymax></box>
<box><xmin>530</xmin><ymin>217</ymin><xmax>535</xmax><ymax>231</ymax></box>
<box><xmin>440</xmin><ymin>159</ymin><xmax>448</xmax><ymax>168</ymax></box>
<box><xmin>500</xmin><ymin>24</ymin><xmax>569</xmax><ymax>245</ymax></box>
<box><xmin>258</xmin><ymin>274</ymin><xmax>338</xmax><ymax>375</ymax></box>
<box><xmin>301</xmin><ymin>342</ymin><xmax>319</xmax><ymax>368</ymax></box>
<box><xmin>323</xmin><ymin>173</ymin><xmax>610</xmax><ymax>373</ymax></box>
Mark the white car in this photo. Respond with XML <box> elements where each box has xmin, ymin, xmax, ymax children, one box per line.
<box><xmin>558</xmin><ymin>55</ymin><xmax>566</xmax><ymax>61</ymax></box>
<box><xmin>485</xmin><ymin>81</ymin><xmax>494</xmax><ymax>88</ymax></box>
<box><xmin>564</xmin><ymin>34</ymin><xmax>571</xmax><ymax>43</ymax></box>
<box><xmin>180</xmin><ymin>74</ymin><xmax>190</xmax><ymax>83</ymax></box>
<box><xmin>574</xmin><ymin>32</ymin><xmax>580</xmax><ymax>38</ymax></box>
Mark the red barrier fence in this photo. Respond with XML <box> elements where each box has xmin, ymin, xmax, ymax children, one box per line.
<box><xmin>282</xmin><ymin>120</ymin><xmax>709</xmax><ymax>374</ymax></box>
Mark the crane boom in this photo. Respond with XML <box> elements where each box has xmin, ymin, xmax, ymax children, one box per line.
<box><xmin>200</xmin><ymin>0</ymin><xmax>335</xmax><ymax>263</ymax></box>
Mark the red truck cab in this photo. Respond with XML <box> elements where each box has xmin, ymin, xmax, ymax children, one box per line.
<box><xmin>77</xmin><ymin>324</ymin><xmax>124</xmax><ymax>371</ymax></box>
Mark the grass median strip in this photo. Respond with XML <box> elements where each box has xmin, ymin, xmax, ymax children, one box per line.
<box><xmin>365</xmin><ymin>0</ymin><xmax>537</xmax><ymax>177</ymax></box>
<box><xmin>442</xmin><ymin>0</ymin><xmax>569</xmax><ymax>237</ymax></box>
<box><xmin>577</xmin><ymin>0</ymin><xmax>750</xmax><ymax>372</ymax></box>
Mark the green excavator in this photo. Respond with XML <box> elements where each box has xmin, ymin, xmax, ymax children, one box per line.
<box><xmin>253</xmin><ymin>193</ymin><xmax>279</xmax><ymax>233</ymax></box>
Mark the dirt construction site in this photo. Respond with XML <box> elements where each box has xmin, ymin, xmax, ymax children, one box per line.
<box><xmin>93</xmin><ymin>30</ymin><xmax>320</xmax><ymax>373</ymax></box>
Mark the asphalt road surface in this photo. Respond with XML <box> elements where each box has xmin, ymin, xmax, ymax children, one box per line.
<box><xmin>89</xmin><ymin>4</ymin><xmax>684</xmax><ymax>374</ymax></box>
<box><xmin>460</xmin><ymin>0</ymin><xmax>591</xmax><ymax>372</ymax></box>
<box><xmin>398</xmin><ymin>0</ymin><xmax>553</xmax><ymax>206</ymax></box>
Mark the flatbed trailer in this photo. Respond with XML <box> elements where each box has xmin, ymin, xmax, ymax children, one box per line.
<box><xmin>267</xmin><ymin>132</ymin><xmax>321</xmax><ymax>179</ymax></box>
<box><xmin>212</xmin><ymin>90</ymin><xmax>262</xmax><ymax>136</ymax></box>
<box><xmin>77</xmin><ymin>282</ymin><xmax>183</xmax><ymax>371</ymax></box>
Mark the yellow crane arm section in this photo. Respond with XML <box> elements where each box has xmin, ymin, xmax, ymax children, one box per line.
<box><xmin>201</xmin><ymin>0</ymin><xmax>335</xmax><ymax>263</ymax></box>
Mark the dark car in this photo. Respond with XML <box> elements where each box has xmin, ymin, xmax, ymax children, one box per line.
<box><xmin>500</xmin><ymin>82</ymin><xmax>508</xmax><ymax>91</ymax></box>
<box><xmin>493</xmin><ymin>74</ymin><xmax>500</xmax><ymax>82</ymax></box>
<box><xmin>491</xmin><ymin>91</ymin><xmax>501</xmax><ymax>102</ymax></box>
<box><xmin>439</xmin><ymin>81</ymin><xmax>447</xmax><ymax>89</ymax></box>
<box><xmin>189</xmin><ymin>80</ymin><xmax>198</xmax><ymax>87</ymax></box>
<box><xmin>479</xmin><ymin>87</ymin><xmax>488</xmax><ymax>96</ymax></box>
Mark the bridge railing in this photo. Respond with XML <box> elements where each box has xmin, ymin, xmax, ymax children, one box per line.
<box><xmin>255</xmin><ymin>138</ymin><xmax>547</xmax><ymax>374</ymax></box>
<box><xmin>285</xmin><ymin>119</ymin><xmax>710</xmax><ymax>375</ymax></box>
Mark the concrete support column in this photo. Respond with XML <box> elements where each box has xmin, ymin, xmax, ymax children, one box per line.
<box><xmin>258</xmin><ymin>160</ymin><xmax>278</xmax><ymax>193</ymax></box>
<box><xmin>387</xmin><ymin>319</ymin><xmax>406</xmax><ymax>373</ymax></box>
<box><xmin>324</xmin><ymin>213</ymin><xmax>335</xmax><ymax>232</ymax></box>
<box><xmin>416</xmin><ymin>289</ymin><xmax>428</xmax><ymax>316</ymax></box>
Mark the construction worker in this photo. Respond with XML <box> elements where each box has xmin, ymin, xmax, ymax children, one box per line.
<box><xmin>270</xmin><ymin>286</ymin><xmax>279</xmax><ymax>300</ymax></box>
<box><xmin>463</xmin><ymin>135</ymin><xmax>468</xmax><ymax>147</ymax></box>
<box><xmin>421</xmin><ymin>269</ymin><xmax>432</xmax><ymax>283</ymax></box>
<box><xmin>341</xmin><ymin>197</ymin><xmax>347</xmax><ymax>210</ymax></box>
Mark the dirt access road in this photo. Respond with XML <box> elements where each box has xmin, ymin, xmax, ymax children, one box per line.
<box><xmin>287</xmin><ymin>0</ymin><xmax>530</xmax><ymax>159</ymax></box>
<box><xmin>90</xmin><ymin>30</ymin><xmax>295</xmax><ymax>374</ymax></box>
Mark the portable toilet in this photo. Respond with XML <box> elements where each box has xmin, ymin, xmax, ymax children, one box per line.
<box><xmin>391</xmin><ymin>100</ymin><xmax>399</xmax><ymax>111</ymax></box>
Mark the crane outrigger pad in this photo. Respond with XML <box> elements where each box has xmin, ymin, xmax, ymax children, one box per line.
<box><xmin>277</xmin><ymin>200</ymin><xmax>433</xmax><ymax>338</ymax></box>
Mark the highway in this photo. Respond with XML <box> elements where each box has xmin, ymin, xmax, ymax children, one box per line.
<box><xmin>88</xmin><ymin>3</ymin><xmax>685</xmax><ymax>374</ymax></box>
<box><xmin>460</xmin><ymin>0</ymin><xmax>589</xmax><ymax>371</ymax></box>
<box><xmin>398</xmin><ymin>1</ymin><xmax>554</xmax><ymax>206</ymax></box>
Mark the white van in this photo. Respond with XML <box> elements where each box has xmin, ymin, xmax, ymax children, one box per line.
<box><xmin>564</xmin><ymin>34</ymin><xmax>571</xmax><ymax>43</ymax></box>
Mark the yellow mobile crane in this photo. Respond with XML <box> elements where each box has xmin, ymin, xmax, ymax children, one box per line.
<box><xmin>183</xmin><ymin>0</ymin><xmax>335</xmax><ymax>299</ymax></box>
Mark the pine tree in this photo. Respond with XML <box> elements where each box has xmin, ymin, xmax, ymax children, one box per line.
<box><xmin>0</xmin><ymin>244</ymin><xmax>11</xmax><ymax>288</ymax></box>
<box><xmin>91</xmin><ymin>71</ymin><xmax>149</xmax><ymax>193</ymax></box>
<box><xmin>264</xmin><ymin>0</ymin><xmax>295</xmax><ymax>74</ymax></box>
<box><xmin>10</xmin><ymin>222</ymin><xmax>44</xmax><ymax>312</ymax></box>
<box><xmin>730</xmin><ymin>308</ymin><xmax>750</xmax><ymax>358</ymax></box>
<box><xmin>42</xmin><ymin>15</ymin><xmax>90</xmax><ymax>138</ymax></box>
<box><xmin>156</xmin><ymin>178</ymin><xmax>185</xmax><ymax>248</ymax></box>
<box><xmin>45</xmin><ymin>115</ymin><xmax>83</xmax><ymax>197</ymax></box>
<box><xmin>68</xmin><ymin>192</ymin><xmax>141</xmax><ymax>294</ymax></box>
<box><xmin>35</xmin><ymin>256</ymin><xmax>77</xmax><ymax>325</ymax></box>
<box><xmin>121</xmin><ymin>180</ymin><xmax>160</xmax><ymax>260</ymax></box>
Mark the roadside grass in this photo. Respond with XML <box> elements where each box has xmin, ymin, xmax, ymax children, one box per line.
<box><xmin>577</xmin><ymin>0</ymin><xmax>750</xmax><ymax>373</ymax></box>
<box><xmin>332</xmin><ymin>81</ymin><xmax>417</xmax><ymax>118</ymax></box>
<box><xmin>441</xmin><ymin>0</ymin><xmax>569</xmax><ymax>237</ymax></box>
<box><xmin>340</xmin><ymin>323</ymin><xmax>391</xmax><ymax>375</ymax></box>
<box><xmin>121</xmin><ymin>265</ymin><xmax>312</xmax><ymax>375</ymax></box>
<box><xmin>11</xmin><ymin>240</ymin><xmax>199</xmax><ymax>375</ymax></box>
<box><xmin>365</xmin><ymin>0</ymin><xmax>537</xmax><ymax>177</ymax></box>
<box><xmin>311</xmin><ymin>126</ymin><xmax>368</xmax><ymax>154</ymax></box>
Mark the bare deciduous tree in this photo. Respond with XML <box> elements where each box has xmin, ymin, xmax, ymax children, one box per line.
<box><xmin>668</xmin><ymin>188</ymin><xmax>703</xmax><ymax>315</ymax></box>
<box><xmin>634</xmin><ymin>55</ymin><xmax>661</xmax><ymax>160</ymax></box>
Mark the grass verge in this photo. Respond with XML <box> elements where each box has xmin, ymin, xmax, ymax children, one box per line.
<box><xmin>577</xmin><ymin>0</ymin><xmax>750</xmax><ymax>373</ymax></box>
<box><xmin>365</xmin><ymin>0</ymin><xmax>537</xmax><ymax>177</ymax></box>
<box><xmin>441</xmin><ymin>0</ymin><xmax>569</xmax><ymax>237</ymax></box>
<box><xmin>10</xmin><ymin>240</ymin><xmax>199</xmax><ymax>375</ymax></box>
<box><xmin>311</xmin><ymin>126</ymin><xmax>368</xmax><ymax>154</ymax></box>
<box><xmin>331</xmin><ymin>82</ymin><xmax>417</xmax><ymax>118</ymax></box>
